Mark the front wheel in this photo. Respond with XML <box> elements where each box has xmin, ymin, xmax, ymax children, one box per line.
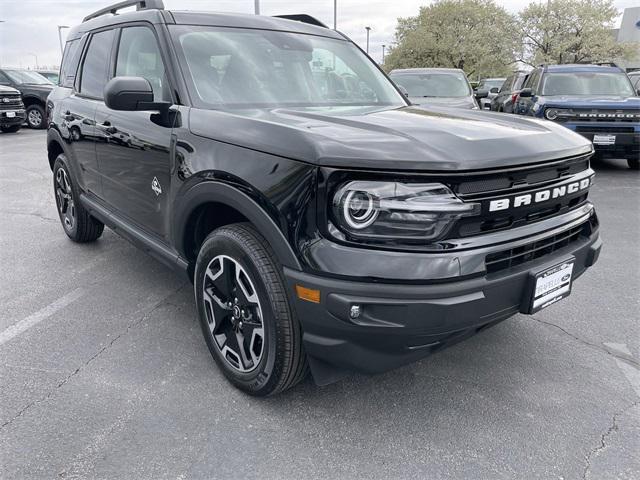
<box><xmin>26</xmin><ymin>104</ymin><xmax>46</xmax><ymax>129</ymax></box>
<box><xmin>194</xmin><ymin>223</ymin><xmax>307</xmax><ymax>396</ymax></box>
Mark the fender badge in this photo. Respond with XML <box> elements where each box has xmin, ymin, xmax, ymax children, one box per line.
<box><xmin>151</xmin><ymin>176</ymin><xmax>162</xmax><ymax>196</ymax></box>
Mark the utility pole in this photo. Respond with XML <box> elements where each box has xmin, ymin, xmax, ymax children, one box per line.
<box><xmin>365</xmin><ymin>26</ymin><xmax>371</xmax><ymax>54</ymax></box>
<box><xmin>382</xmin><ymin>44</ymin><xmax>386</xmax><ymax>64</ymax></box>
<box><xmin>29</xmin><ymin>53</ymin><xmax>38</xmax><ymax>69</ymax></box>
<box><xmin>0</xmin><ymin>21</ymin><xmax>4</xmax><ymax>66</ymax></box>
<box><xmin>333</xmin><ymin>0</ymin><xmax>337</xmax><ymax>29</ymax></box>
<box><xmin>57</xmin><ymin>25</ymin><xmax>69</xmax><ymax>56</ymax></box>
<box><xmin>254</xmin><ymin>0</ymin><xmax>260</xmax><ymax>15</ymax></box>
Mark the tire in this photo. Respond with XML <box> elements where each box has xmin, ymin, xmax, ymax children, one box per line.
<box><xmin>628</xmin><ymin>158</ymin><xmax>640</xmax><ymax>170</ymax></box>
<box><xmin>1</xmin><ymin>125</ymin><xmax>21</xmax><ymax>133</ymax></box>
<box><xmin>53</xmin><ymin>154</ymin><xmax>104</xmax><ymax>242</ymax></box>
<box><xmin>194</xmin><ymin>223</ymin><xmax>307</xmax><ymax>396</ymax></box>
<box><xmin>26</xmin><ymin>104</ymin><xmax>46</xmax><ymax>129</ymax></box>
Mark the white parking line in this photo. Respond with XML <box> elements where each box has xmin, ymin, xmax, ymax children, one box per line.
<box><xmin>0</xmin><ymin>288</ymin><xmax>84</xmax><ymax>346</ymax></box>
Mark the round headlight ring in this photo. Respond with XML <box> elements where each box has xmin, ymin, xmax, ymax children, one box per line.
<box><xmin>545</xmin><ymin>108</ymin><xmax>559</xmax><ymax>120</ymax></box>
<box><xmin>342</xmin><ymin>190</ymin><xmax>378</xmax><ymax>230</ymax></box>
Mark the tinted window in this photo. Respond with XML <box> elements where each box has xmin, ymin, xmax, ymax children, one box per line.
<box><xmin>60</xmin><ymin>39</ymin><xmax>81</xmax><ymax>88</ymax></box>
<box><xmin>80</xmin><ymin>29</ymin><xmax>115</xmax><ymax>98</ymax></box>
<box><xmin>499</xmin><ymin>76</ymin><xmax>513</xmax><ymax>93</ymax></box>
<box><xmin>390</xmin><ymin>72</ymin><xmax>471</xmax><ymax>97</ymax></box>
<box><xmin>170</xmin><ymin>25</ymin><xmax>404</xmax><ymax>109</ymax></box>
<box><xmin>115</xmin><ymin>26</ymin><xmax>169</xmax><ymax>102</ymax></box>
<box><xmin>541</xmin><ymin>72</ymin><xmax>635</xmax><ymax>96</ymax></box>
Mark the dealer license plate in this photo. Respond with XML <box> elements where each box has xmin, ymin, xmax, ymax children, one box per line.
<box><xmin>592</xmin><ymin>134</ymin><xmax>615</xmax><ymax>145</ymax></box>
<box><xmin>5</xmin><ymin>111</ymin><xmax>16</xmax><ymax>118</ymax></box>
<box><xmin>528</xmin><ymin>260</ymin><xmax>574</xmax><ymax>313</ymax></box>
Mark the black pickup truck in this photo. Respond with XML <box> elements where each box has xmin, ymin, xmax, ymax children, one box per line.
<box><xmin>47</xmin><ymin>0</ymin><xmax>601</xmax><ymax>395</ymax></box>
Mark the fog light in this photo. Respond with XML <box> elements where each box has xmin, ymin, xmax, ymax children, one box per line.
<box><xmin>350</xmin><ymin>305</ymin><xmax>361</xmax><ymax>319</ymax></box>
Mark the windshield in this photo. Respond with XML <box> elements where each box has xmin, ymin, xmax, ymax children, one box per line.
<box><xmin>478</xmin><ymin>79</ymin><xmax>504</xmax><ymax>90</ymax></box>
<box><xmin>541</xmin><ymin>72</ymin><xmax>635</xmax><ymax>96</ymax></box>
<box><xmin>390</xmin><ymin>72</ymin><xmax>471</xmax><ymax>98</ymax></box>
<box><xmin>4</xmin><ymin>70</ymin><xmax>52</xmax><ymax>85</ymax></box>
<box><xmin>169</xmin><ymin>26</ymin><xmax>405</xmax><ymax>109</ymax></box>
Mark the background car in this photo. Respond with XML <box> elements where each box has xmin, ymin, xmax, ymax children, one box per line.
<box><xmin>491</xmin><ymin>71</ymin><xmax>529</xmax><ymax>113</ymax></box>
<box><xmin>0</xmin><ymin>68</ymin><xmax>53</xmax><ymax>128</ymax></box>
<box><xmin>389</xmin><ymin>68</ymin><xmax>478</xmax><ymax>109</ymax></box>
<box><xmin>514</xmin><ymin>63</ymin><xmax>640</xmax><ymax>170</ymax></box>
<box><xmin>474</xmin><ymin>77</ymin><xmax>506</xmax><ymax>108</ymax></box>
<box><xmin>37</xmin><ymin>70</ymin><xmax>60</xmax><ymax>84</ymax></box>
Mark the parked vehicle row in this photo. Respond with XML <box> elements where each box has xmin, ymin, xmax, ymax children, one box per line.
<box><xmin>388</xmin><ymin>65</ymin><xmax>639</xmax><ymax>170</ymax></box>
<box><xmin>0</xmin><ymin>68</ymin><xmax>53</xmax><ymax>129</ymax></box>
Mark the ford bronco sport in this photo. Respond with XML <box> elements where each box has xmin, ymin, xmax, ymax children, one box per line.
<box><xmin>47</xmin><ymin>0</ymin><xmax>602</xmax><ymax>395</ymax></box>
<box><xmin>514</xmin><ymin>64</ymin><xmax>640</xmax><ymax>170</ymax></box>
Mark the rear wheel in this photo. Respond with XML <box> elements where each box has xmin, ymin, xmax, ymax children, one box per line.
<box><xmin>1</xmin><ymin>125</ymin><xmax>20</xmax><ymax>133</ymax></box>
<box><xmin>53</xmin><ymin>155</ymin><xmax>104</xmax><ymax>242</ymax></box>
<box><xmin>194</xmin><ymin>223</ymin><xmax>307</xmax><ymax>396</ymax></box>
<box><xmin>26</xmin><ymin>104</ymin><xmax>46</xmax><ymax>129</ymax></box>
<box><xmin>628</xmin><ymin>158</ymin><xmax>640</xmax><ymax>170</ymax></box>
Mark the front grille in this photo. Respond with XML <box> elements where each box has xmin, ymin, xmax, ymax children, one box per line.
<box><xmin>562</xmin><ymin>109</ymin><xmax>640</xmax><ymax>123</ymax></box>
<box><xmin>576</xmin><ymin>126</ymin><xmax>635</xmax><ymax>134</ymax></box>
<box><xmin>485</xmin><ymin>217</ymin><xmax>594</xmax><ymax>274</ymax></box>
<box><xmin>0</xmin><ymin>96</ymin><xmax>23</xmax><ymax>110</ymax></box>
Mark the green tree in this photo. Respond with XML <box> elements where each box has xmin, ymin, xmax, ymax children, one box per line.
<box><xmin>518</xmin><ymin>0</ymin><xmax>638</xmax><ymax>65</ymax></box>
<box><xmin>383</xmin><ymin>0</ymin><xmax>519</xmax><ymax>78</ymax></box>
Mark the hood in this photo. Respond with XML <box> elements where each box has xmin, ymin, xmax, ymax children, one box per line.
<box><xmin>540</xmin><ymin>95</ymin><xmax>640</xmax><ymax>109</ymax></box>
<box><xmin>408</xmin><ymin>96</ymin><xmax>476</xmax><ymax>110</ymax></box>
<box><xmin>17</xmin><ymin>84</ymin><xmax>53</xmax><ymax>94</ymax></box>
<box><xmin>189</xmin><ymin>105</ymin><xmax>592</xmax><ymax>171</ymax></box>
<box><xmin>0</xmin><ymin>85</ymin><xmax>20</xmax><ymax>94</ymax></box>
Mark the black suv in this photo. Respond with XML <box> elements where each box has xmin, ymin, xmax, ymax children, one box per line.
<box><xmin>0</xmin><ymin>68</ymin><xmax>53</xmax><ymax>129</ymax></box>
<box><xmin>48</xmin><ymin>1</ymin><xmax>601</xmax><ymax>396</ymax></box>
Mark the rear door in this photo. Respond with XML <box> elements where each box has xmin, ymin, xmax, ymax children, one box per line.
<box><xmin>94</xmin><ymin>24</ymin><xmax>174</xmax><ymax>239</ymax></box>
<box><xmin>65</xmin><ymin>28</ymin><xmax>116</xmax><ymax>197</ymax></box>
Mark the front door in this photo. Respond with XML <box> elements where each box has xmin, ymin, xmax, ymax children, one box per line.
<box><xmin>95</xmin><ymin>25</ymin><xmax>174</xmax><ymax>239</ymax></box>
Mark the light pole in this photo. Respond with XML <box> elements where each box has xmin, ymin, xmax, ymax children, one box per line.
<box><xmin>365</xmin><ymin>26</ymin><xmax>371</xmax><ymax>54</ymax></box>
<box><xmin>382</xmin><ymin>44</ymin><xmax>386</xmax><ymax>64</ymax></box>
<box><xmin>333</xmin><ymin>0</ymin><xmax>337</xmax><ymax>29</ymax></box>
<box><xmin>0</xmin><ymin>21</ymin><xmax>4</xmax><ymax>66</ymax></box>
<box><xmin>29</xmin><ymin>52</ymin><xmax>38</xmax><ymax>69</ymax></box>
<box><xmin>254</xmin><ymin>0</ymin><xmax>260</xmax><ymax>15</ymax></box>
<box><xmin>57</xmin><ymin>25</ymin><xmax>69</xmax><ymax>56</ymax></box>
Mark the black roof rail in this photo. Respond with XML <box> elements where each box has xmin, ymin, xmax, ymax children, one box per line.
<box><xmin>83</xmin><ymin>0</ymin><xmax>164</xmax><ymax>23</ymax></box>
<box><xmin>273</xmin><ymin>14</ymin><xmax>328</xmax><ymax>28</ymax></box>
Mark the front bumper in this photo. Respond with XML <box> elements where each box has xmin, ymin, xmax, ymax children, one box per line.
<box><xmin>0</xmin><ymin>109</ymin><xmax>26</xmax><ymax>127</ymax></box>
<box><xmin>563</xmin><ymin>122</ymin><xmax>640</xmax><ymax>159</ymax></box>
<box><xmin>285</xmin><ymin>208</ymin><xmax>601</xmax><ymax>383</ymax></box>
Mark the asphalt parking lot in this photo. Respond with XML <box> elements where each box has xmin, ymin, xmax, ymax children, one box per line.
<box><xmin>0</xmin><ymin>128</ymin><xmax>638</xmax><ymax>479</ymax></box>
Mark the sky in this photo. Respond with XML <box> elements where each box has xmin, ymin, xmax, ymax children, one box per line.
<box><xmin>0</xmin><ymin>0</ymin><xmax>637</xmax><ymax>68</ymax></box>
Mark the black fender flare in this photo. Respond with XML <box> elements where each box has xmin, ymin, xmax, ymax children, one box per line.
<box><xmin>172</xmin><ymin>181</ymin><xmax>303</xmax><ymax>271</ymax></box>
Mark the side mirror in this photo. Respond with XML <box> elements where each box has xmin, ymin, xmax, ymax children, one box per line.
<box><xmin>636</xmin><ymin>88</ymin><xmax>640</xmax><ymax>96</ymax></box>
<box><xmin>490</xmin><ymin>87</ymin><xmax>499</xmax><ymax>94</ymax></box>
<box><xmin>519</xmin><ymin>88</ymin><xmax>533</xmax><ymax>98</ymax></box>
<box><xmin>104</xmin><ymin>76</ymin><xmax>156</xmax><ymax>111</ymax></box>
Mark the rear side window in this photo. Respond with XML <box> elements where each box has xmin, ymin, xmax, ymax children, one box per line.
<box><xmin>115</xmin><ymin>26</ymin><xmax>169</xmax><ymax>102</ymax></box>
<box><xmin>60</xmin><ymin>39</ymin><xmax>81</xmax><ymax>88</ymax></box>
<box><xmin>80</xmin><ymin>29</ymin><xmax>115</xmax><ymax>98</ymax></box>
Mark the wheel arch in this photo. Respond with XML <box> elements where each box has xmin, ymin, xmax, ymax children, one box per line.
<box><xmin>22</xmin><ymin>95</ymin><xmax>46</xmax><ymax>108</ymax></box>
<box><xmin>174</xmin><ymin>181</ymin><xmax>303</xmax><ymax>273</ymax></box>
<box><xmin>47</xmin><ymin>129</ymin><xmax>67</xmax><ymax>170</ymax></box>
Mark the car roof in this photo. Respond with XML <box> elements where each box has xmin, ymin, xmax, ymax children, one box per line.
<box><xmin>67</xmin><ymin>9</ymin><xmax>344</xmax><ymax>41</ymax></box>
<box><xmin>389</xmin><ymin>68</ymin><xmax>466</xmax><ymax>75</ymax></box>
<box><xmin>543</xmin><ymin>64</ymin><xmax>624</xmax><ymax>73</ymax></box>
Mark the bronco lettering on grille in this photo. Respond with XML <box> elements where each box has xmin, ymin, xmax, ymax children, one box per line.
<box><xmin>489</xmin><ymin>177</ymin><xmax>592</xmax><ymax>212</ymax></box>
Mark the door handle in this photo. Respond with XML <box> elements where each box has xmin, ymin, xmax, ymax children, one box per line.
<box><xmin>100</xmin><ymin>121</ymin><xmax>117</xmax><ymax>135</ymax></box>
<box><xmin>63</xmin><ymin>110</ymin><xmax>73</xmax><ymax>121</ymax></box>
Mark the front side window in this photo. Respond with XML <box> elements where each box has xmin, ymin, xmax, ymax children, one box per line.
<box><xmin>115</xmin><ymin>26</ymin><xmax>169</xmax><ymax>102</ymax></box>
<box><xmin>541</xmin><ymin>72</ymin><xmax>635</xmax><ymax>96</ymax></box>
<box><xmin>169</xmin><ymin>25</ymin><xmax>405</xmax><ymax>109</ymax></box>
<box><xmin>60</xmin><ymin>39</ymin><xmax>81</xmax><ymax>88</ymax></box>
<box><xmin>390</xmin><ymin>72</ymin><xmax>472</xmax><ymax>98</ymax></box>
<box><xmin>80</xmin><ymin>29</ymin><xmax>115</xmax><ymax>98</ymax></box>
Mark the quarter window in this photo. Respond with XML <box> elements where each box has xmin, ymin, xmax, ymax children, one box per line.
<box><xmin>80</xmin><ymin>29</ymin><xmax>115</xmax><ymax>98</ymax></box>
<box><xmin>60</xmin><ymin>39</ymin><xmax>81</xmax><ymax>88</ymax></box>
<box><xmin>115</xmin><ymin>26</ymin><xmax>169</xmax><ymax>102</ymax></box>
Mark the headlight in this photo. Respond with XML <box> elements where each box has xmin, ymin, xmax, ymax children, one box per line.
<box><xmin>331</xmin><ymin>181</ymin><xmax>480</xmax><ymax>243</ymax></box>
<box><xmin>545</xmin><ymin>108</ymin><xmax>569</xmax><ymax>120</ymax></box>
